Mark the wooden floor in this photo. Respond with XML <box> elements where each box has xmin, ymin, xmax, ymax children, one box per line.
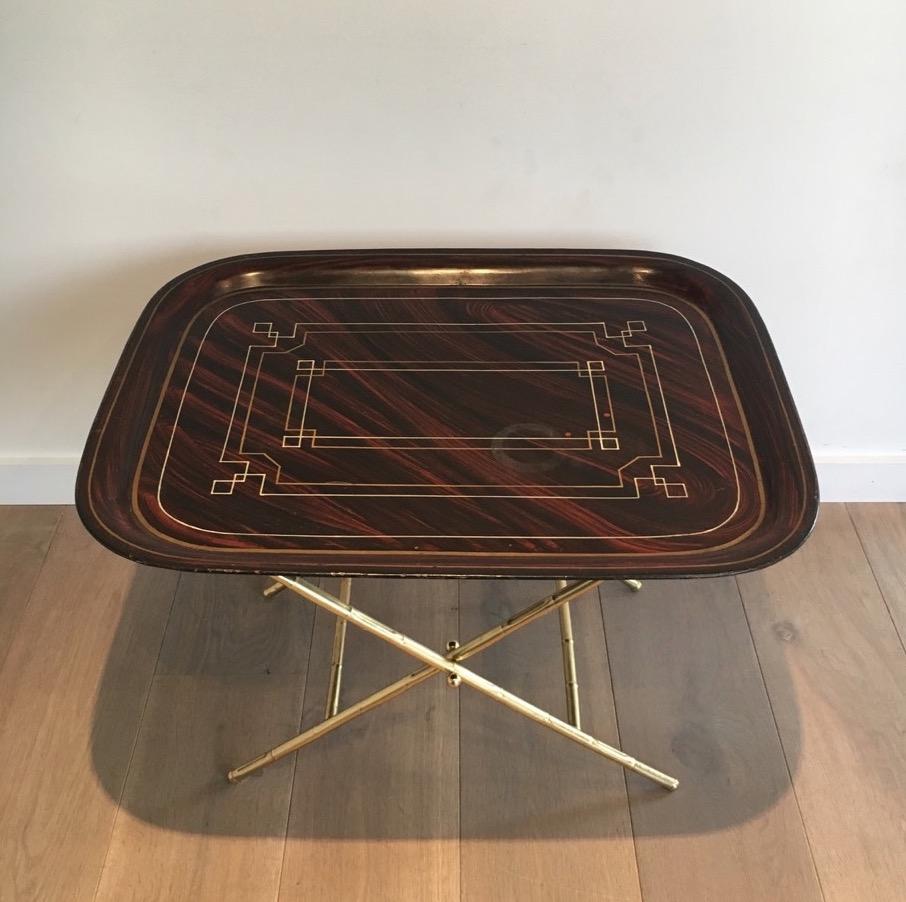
<box><xmin>0</xmin><ymin>504</ymin><xmax>904</xmax><ymax>901</ymax></box>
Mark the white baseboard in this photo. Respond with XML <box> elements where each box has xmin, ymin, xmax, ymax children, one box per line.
<box><xmin>811</xmin><ymin>453</ymin><xmax>906</xmax><ymax>502</ymax></box>
<box><xmin>0</xmin><ymin>458</ymin><xmax>80</xmax><ymax>504</ymax></box>
<box><xmin>0</xmin><ymin>454</ymin><xmax>905</xmax><ymax>504</ymax></box>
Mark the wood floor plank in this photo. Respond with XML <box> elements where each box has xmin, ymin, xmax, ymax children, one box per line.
<box><xmin>279</xmin><ymin>578</ymin><xmax>460</xmax><ymax>902</ymax></box>
<box><xmin>93</xmin><ymin>676</ymin><xmax>307</xmax><ymax>902</ymax></box>
<box><xmin>94</xmin><ymin>573</ymin><xmax>316</xmax><ymax>902</ymax></box>
<box><xmin>157</xmin><ymin>572</ymin><xmax>315</xmax><ymax>675</ymax></box>
<box><xmin>847</xmin><ymin>502</ymin><xmax>906</xmax><ymax>649</ymax></box>
<box><xmin>737</xmin><ymin>504</ymin><xmax>906</xmax><ymax>902</ymax></box>
<box><xmin>601</xmin><ymin>576</ymin><xmax>823</xmax><ymax>902</ymax></box>
<box><xmin>459</xmin><ymin>580</ymin><xmax>640</xmax><ymax>902</ymax></box>
<box><xmin>0</xmin><ymin>509</ymin><xmax>178</xmax><ymax>902</ymax></box>
<box><xmin>0</xmin><ymin>505</ymin><xmax>62</xmax><ymax>669</ymax></box>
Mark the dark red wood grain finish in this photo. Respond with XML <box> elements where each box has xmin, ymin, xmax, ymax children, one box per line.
<box><xmin>76</xmin><ymin>250</ymin><xmax>818</xmax><ymax>578</ymax></box>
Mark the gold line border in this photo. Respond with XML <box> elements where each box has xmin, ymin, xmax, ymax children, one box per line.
<box><xmin>153</xmin><ymin>297</ymin><xmax>739</xmax><ymax>539</ymax></box>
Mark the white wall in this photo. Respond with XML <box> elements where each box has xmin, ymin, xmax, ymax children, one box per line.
<box><xmin>2</xmin><ymin>0</ymin><xmax>905</xmax><ymax>501</ymax></box>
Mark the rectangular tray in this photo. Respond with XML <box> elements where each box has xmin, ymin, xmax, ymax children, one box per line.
<box><xmin>76</xmin><ymin>250</ymin><xmax>818</xmax><ymax>578</ymax></box>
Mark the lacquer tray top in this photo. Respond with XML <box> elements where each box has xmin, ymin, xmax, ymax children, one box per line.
<box><xmin>76</xmin><ymin>250</ymin><xmax>818</xmax><ymax>578</ymax></box>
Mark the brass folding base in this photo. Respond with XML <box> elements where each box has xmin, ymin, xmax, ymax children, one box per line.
<box><xmin>230</xmin><ymin>577</ymin><xmax>678</xmax><ymax>791</ymax></box>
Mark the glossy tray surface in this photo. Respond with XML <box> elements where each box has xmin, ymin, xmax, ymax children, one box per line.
<box><xmin>76</xmin><ymin>250</ymin><xmax>817</xmax><ymax>577</ymax></box>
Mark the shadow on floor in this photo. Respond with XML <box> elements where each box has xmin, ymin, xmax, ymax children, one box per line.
<box><xmin>90</xmin><ymin>569</ymin><xmax>803</xmax><ymax>839</ymax></box>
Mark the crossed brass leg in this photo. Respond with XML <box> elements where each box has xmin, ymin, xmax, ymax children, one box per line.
<box><xmin>324</xmin><ymin>578</ymin><xmax>351</xmax><ymax>718</ymax></box>
<box><xmin>556</xmin><ymin>579</ymin><xmax>581</xmax><ymax>729</ymax></box>
<box><xmin>232</xmin><ymin>575</ymin><xmax>676</xmax><ymax>790</ymax></box>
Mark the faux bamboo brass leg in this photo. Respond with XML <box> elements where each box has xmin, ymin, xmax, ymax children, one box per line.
<box><xmin>556</xmin><ymin>579</ymin><xmax>581</xmax><ymax>729</ymax></box>
<box><xmin>228</xmin><ymin>578</ymin><xmax>602</xmax><ymax>783</ymax></box>
<box><xmin>622</xmin><ymin>579</ymin><xmax>643</xmax><ymax>592</ymax></box>
<box><xmin>262</xmin><ymin>581</ymin><xmax>286</xmax><ymax>598</ymax></box>
<box><xmin>227</xmin><ymin>577</ymin><xmax>678</xmax><ymax>791</ymax></box>
<box><xmin>325</xmin><ymin>578</ymin><xmax>351</xmax><ymax>718</ymax></box>
<box><xmin>274</xmin><ymin>576</ymin><xmax>678</xmax><ymax>790</ymax></box>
